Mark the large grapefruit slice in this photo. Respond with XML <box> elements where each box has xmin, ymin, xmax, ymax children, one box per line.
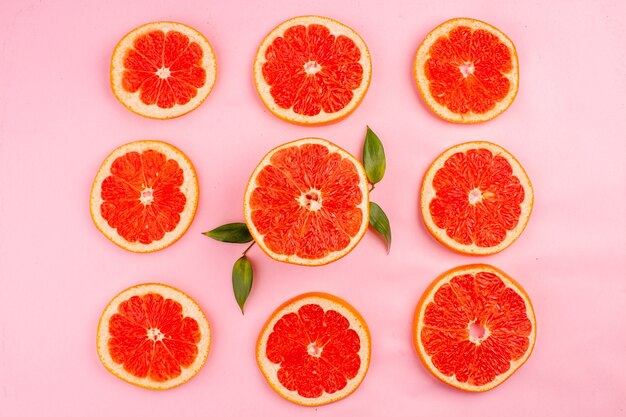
<box><xmin>421</xmin><ymin>141</ymin><xmax>533</xmax><ymax>255</ymax></box>
<box><xmin>257</xmin><ymin>292</ymin><xmax>371</xmax><ymax>406</ymax></box>
<box><xmin>90</xmin><ymin>140</ymin><xmax>199</xmax><ymax>253</ymax></box>
<box><xmin>244</xmin><ymin>138</ymin><xmax>369</xmax><ymax>266</ymax></box>
<box><xmin>254</xmin><ymin>16</ymin><xmax>371</xmax><ymax>125</ymax></box>
<box><xmin>414</xmin><ymin>18</ymin><xmax>519</xmax><ymax>123</ymax></box>
<box><xmin>414</xmin><ymin>264</ymin><xmax>536</xmax><ymax>392</ymax></box>
<box><xmin>111</xmin><ymin>22</ymin><xmax>217</xmax><ymax>119</ymax></box>
<box><xmin>97</xmin><ymin>283</ymin><xmax>211</xmax><ymax>390</ymax></box>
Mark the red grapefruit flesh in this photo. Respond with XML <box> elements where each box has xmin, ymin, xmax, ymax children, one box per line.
<box><xmin>244</xmin><ymin>138</ymin><xmax>369</xmax><ymax>266</ymax></box>
<box><xmin>111</xmin><ymin>22</ymin><xmax>217</xmax><ymax>119</ymax></box>
<box><xmin>254</xmin><ymin>16</ymin><xmax>371</xmax><ymax>125</ymax></box>
<box><xmin>421</xmin><ymin>141</ymin><xmax>533</xmax><ymax>255</ymax></box>
<box><xmin>90</xmin><ymin>141</ymin><xmax>199</xmax><ymax>253</ymax></box>
<box><xmin>414</xmin><ymin>264</ymin><xmax>536</xmax><ymax>392</ymax></box>
<box><xmin>414</xmin><ymin>18</ymin><xmax>519</xmax><ymax>123</ymax></box>
<box><xmin>97</xmin><ymin>283</ymin><xmax>211</xmax><ymax>390</ymax></box>
<box><xmin>257</xmin><ymin>292</ymin><xmax>371</xmax><ymax>406</ymax></box>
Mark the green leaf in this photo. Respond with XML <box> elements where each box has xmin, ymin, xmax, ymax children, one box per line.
<box><xmin>362</xmin><ymin>126</ymin><xmax>386</xmax><ymax>185</ymax></box>
<box><xmin>369</xmin><ymin>202</ymin><xmax>391</xmax><ymax>253</ymax></box>
<box><xmin>203</xmin><ymin>223</ymin><xmax>252</xmax><ymax>243</ymax></box>
<box><xmin>232</xmin><ymin>256</ymin><xmax>253</xmax><ymax>314</ymax></box>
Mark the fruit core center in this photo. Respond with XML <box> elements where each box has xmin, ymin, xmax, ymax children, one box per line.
<box><xmin>468</xmin><ymin>188</ymin><xmax>495</xmax><ymax>205</ymax></box>
<box><xmin>307</xmin><ymin>342</ymin><xmax>322</xmax><ymax>357</ymax></box>
<box><xmin>304</xmin><ymin>61</ymin><xmax>321</xmax><ymax>75</ymax></box>
<box><xmin>459</xmin><ymin>62</ymin><xmax>474</xmax><ymax>77</ymax></box>
<box><xmin>140</xmin><ymin>188</ymin><xmax>154</xmax><ymax>205</ymax></box>
<box><xmin>468</xmin><ymin>188</ymin><xmax>483</xmax><ymax>204</ymax></box>
<box><xmin>147</xmin><ymin>328</ymin><xmax>165</xmax><ymax>342</ymax></box>
<box><xmin>469</xmin><ymin>322</ymin><xmax>489</xmax><ymax>343</ymax></box>
<box><xmin>298</xmin><ymin>190</ymin><xmax>323</xmax><ymax>211</ymax></box>
<box><xmin>156</xmin><ymin>67</ymin><xmax>171</xmax><ymax>79</ymax></box>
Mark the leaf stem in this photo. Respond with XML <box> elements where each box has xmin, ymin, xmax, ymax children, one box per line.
<box><xmin>370</xmin><ymin>183</ymin><xmax>376</xmax><ymax>192</ymax></box>
<box><xmin>242</xmin><ymin>241</ymin><xmax>256</xmax><ymax>256</ymax></box>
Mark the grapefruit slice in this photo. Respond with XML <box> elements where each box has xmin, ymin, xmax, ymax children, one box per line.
<box><xmin>111</xmin><ymin>22</ymin><xmax>217</xmax><ymax>119</ymax></box>
<box><xmin>243</xmin><ymin>138</ymin><xmax>369</xmax><ymax>266</ymax></box>
<box><xmin>97</xmin><ymin>283</ymin><xmax>211</xmax><ymax>390</ymax></box>
<box><xmin>413</xmin><ymin>264</ymin><xmax>536</xmax><ymax>392</ymax></box>
<box><xmin>414</xmin><ymin>18</ymin><xmax>519</xmax><ymax>123</ymax></box>
<box><xmin>257</xmin><ymin>292</ymin><xmax>371</xmax><ymax>406</ymax></box>
<box><xmin>90</xmin><ymin>140</ymin><xmax>199</xmax><ymax>253</ymax></box>
<box><xmin>421</xmin><ymin>141</ymin><xmax>533</xmax><ymax>255</ymax></box>
<box><xmin>254</xmin><ymin>16</ymin><xmax>372</xmax><ymax>125</ymax></box>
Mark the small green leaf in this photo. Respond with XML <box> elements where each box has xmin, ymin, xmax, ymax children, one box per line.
<box><xmin>363</xmin><ymin>126</ymin><xmax>386</xmax><ymax>185</ymax></box>
<box><xmin>203</xmin><ymin>223</ymin><xmax>252</xmax><ymax>243</ymax></box>
<box><xmin>232</xmin><ymin>256</ymin><xmax>253</xmax><ymax>314</ymax></box>
<box><xmin>369</xmin><ymin>202</ymin><xmax>391</xmax><ymax>253</ymax></box>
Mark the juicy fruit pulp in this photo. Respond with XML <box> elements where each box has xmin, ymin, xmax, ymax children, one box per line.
<box><xmin>429</xmin><ymin>148</ymin><xmax>524</xmax><ymax>248</ymax></box>
<box><xmin>414</xmin><ymin>18</ymin><xmax>519</xmax><ymax>123</ymax></box>
<box><xmin>416</xmin><ymin>266</ymin><xmax>535</xmax><ymax>390</ymax></box>
<box><xmin>91</xmin><ymin>141</ymin><xmax>198</xmax><ymax>253</ymax></box>
<box><xmin>97</xmin><ymin>284</ymin><xmax>210</xmax><ymax>389</ymax></box>
<box><xmin>421</xmin><ymin>141</ymin><xmax>533</xmax><ymax>255</ymax></box>
<box><xmin>122</xmin><ymin>30</ymin><xmax>206</xmax><ymax>108</ymax></box>
<box><xmin>109</xmin><ymin>293</ymin><xmax>201</xmax><ymax>381</ymax></box>
<box><xmin>101</xmin><ymin>149</ymin><xmax>186</xmax><ymax>245</ymax></box>
<box><xmin>111</xmin><ymin>22</ymin><xmax>216</xmax><ymax>119</ymax></box>
<box><xmin>257</xmin><ymin>293</ymin><xmax>370</xmax><ymax>406</ymax></box>
<box><xmin>254</xmin><ymin>16</ymin><xmax>371</xmax><ymax>125</ymax></box>
<box><xmin>263</xmin><ymin>24</ymin><xmax>363</xmax><ymax>116</ymax></box>
<box><xmin>266</xmin><ymin>303</ymin><xmax>361</xmax><ymax>398</ymax></box>
<box><xmin>245</xmin><ymin>139</ymin><xmax>368</xmax><ymax>265</ymax></box>
<box><xmin>425</xmin><ymin>26</ymin><xmax>512</xmax><ymax>114</ymax></box>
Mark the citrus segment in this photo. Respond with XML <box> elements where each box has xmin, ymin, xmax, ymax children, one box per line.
<box><xmin>90</xmin><ymin>140</ymin><xmax>199</xmax><ymax>253</ymax></box>
<box><xmin>254</xmin><ymin>16</ymin><xmax>371</xmax><ymax>125</ymax></box>
<box><xmin>111</xmin><ymin>22</ymin><xmax>217</xmax><ymax>119</ymax></box>
<box><xmin>414</xmin><ymin>18</ymin><xmax>518</xmax><ymax>123</ymax></box>
<box><xmin>244</xmin><ymin>138</ymin><xmax>369</xmax><ymax>266</ymax></box>
<box><xmin>97</xmin><ymin>283</ymin><xmax>211</xmax><ymax>390</ymax></box>
<box><xmin>414</xmin><ymin>265</ymin><xmax>536</xmax><ymax>392</ymax></box>
<box><xmin>421</xmin><ymin>141</ymin><xmax>532</xmax><ymax>255</ymax></box>
<box><xmin>257</xmin><ymin>293</ymin><xmax>370</xmax><ymax>406</ymax></box>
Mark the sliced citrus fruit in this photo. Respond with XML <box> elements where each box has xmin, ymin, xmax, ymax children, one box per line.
<box><xmin>414</xmin><ymin>264</ymin><xmax>536</xmax><ymax>392</ymax></box>
<box><xmin>97</xmin><ymin>283</ymin><xmax>211</xmax><ymax>390</ymax></box>
<box><xmin>244</xmin><ymin>138</ymin><xmax>369</xmax><ymax>266</ymax></box>
<box><xmin>111</xmin><ymin>22</ymin><xmax>217</xmax><ymax>119</ymax></box>
<box><xmin>414</xmin><ymin>18</ymin><xmax>519</xmax><ymax>123</ymax></box>
<box><xmin>90</xmin><ymin>140</ymin><xmax>199</xmax><ymax>253</ymax></box>
<box><xmin>421</xmin><ymin>141</ymin><xmax>532</xmax><ymax>255</ymax></box>
<box><xmin>257</xmin><ymin>292</ymin><xmax>371</xmax><ymax>406</ymax></box>
<box><xmin>254</xmin><ymin>16</ymin><xmax>372</xmax><ymax>125</ymax></box>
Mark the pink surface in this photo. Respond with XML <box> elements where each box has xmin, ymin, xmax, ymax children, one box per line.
<box><xmin>1</xmin><ymin>0</ymin><xmax>625</xmax><ymax>415</ymax></box>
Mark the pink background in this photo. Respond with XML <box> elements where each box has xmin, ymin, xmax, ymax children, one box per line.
<box><xmin>1</xmin><ymin>0</ymin><xmax>625</xmax><ymax>415</ymax></box>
